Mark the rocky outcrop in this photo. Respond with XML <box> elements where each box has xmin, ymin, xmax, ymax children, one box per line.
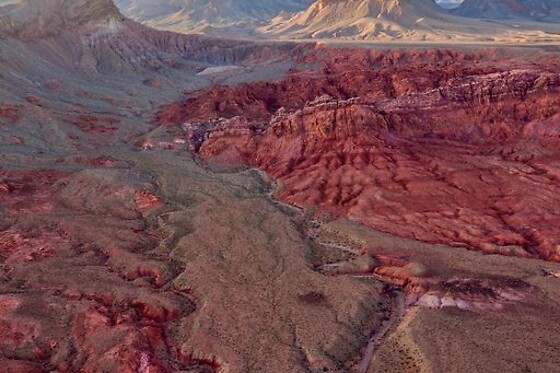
<box><xmin>76</xmin><ymin>18</ymin><xmax>301</xmax><ymax>72</ymax></box>
<box><xmin>321</xmin><ymin>251</ymin><xmax>534</xmax><ymax>312</ymax></box>
<box><xmin>0</xmin><ymin>104</ymin><xmax>21</xmax><ymax>125</ymax></box>
<box><xmin>112</xmin><ymin>0</ymin><xmax>560</xmax><ymax>43</ymax></box>
<box><xmin>156</xmin><ymin>48</ymin><xmax>506</xmax><ymax>124</ymax></box>
<box><xmin>268</xmin><ymin>0</ymin><xmax>445</xmax><ymax>33</ymax></box>
<box><xmin>0</xmin><ymin>0</ymin><xmax>124</xmax><ymax>39</ymax></box>
<box><xmin>412</xmin><ymin>277</ymin><xmax>533</xmax><ymax>312</ymax></box>
<box><xmin>318</xmin><ymin>247</ymin><xmax>534</xmax><ymax>317</ymax></box>
<box><xmin>158</xmin><ymin>48</ymin><xmax>560</xmax><ymax>262</ymax></box>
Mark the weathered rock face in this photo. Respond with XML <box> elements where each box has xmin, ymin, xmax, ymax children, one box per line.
<box><xmin>284</xmin><ymin>0</ymin><xmax>444</xmax><ymax>25</ymax></box>
<box><xmin>0</xmin><ymin>0</ymin><xmax>124</xmax><ymax>39</ymax></box>
<box><xmin>321</xmin><ymin>251</ymin><xmax>534</xmax><ymax>312</ymax></box>
<box><xmin>158</xmin><ymin>48</ymin><xmax>560</xmax><ymax>262</ymax></box>
<box><xmin>0</xmin><ymin>0</ymin><xmax>302</xmax><ymax>73</ymax></box>
<box><xmin>156</xmin><ymin>48</ymin><xmax>504</xmax><ymax>123</ymax></box>
<box><xmin>80</xmin><ymin>20</ymin><xmax>299</xmax><ymax>72</ymax></box>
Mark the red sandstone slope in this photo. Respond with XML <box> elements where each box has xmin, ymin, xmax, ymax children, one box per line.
<box><xmin>157</xmin><ymin>48</ymin><xmax>560</xmax><ymax>262</ymax></box>
<box><xmin>156</xmin><ymin>49</ymin><xmax>506</xmax><ymax>127</ymax></box>
<box><xmin>0</xmin><ymin>170</ymin><xmax>205</xmax><ymax>373</ymax></box>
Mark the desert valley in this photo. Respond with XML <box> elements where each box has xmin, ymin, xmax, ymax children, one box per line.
<box><xmin>1</xmin><ymin>1</ymin><xmax>560</xmax><ymax>372</ymax></box>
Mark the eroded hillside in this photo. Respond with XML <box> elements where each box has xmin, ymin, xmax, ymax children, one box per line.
<box><xmin>157</xmin><ymin>47</ymin><xmax>560</xmax><ymax>262</ymax></box>
<box><xmin>2</xmin><ymin>1</ymin><xmax>560</xmax><ymax>372</ymax></box>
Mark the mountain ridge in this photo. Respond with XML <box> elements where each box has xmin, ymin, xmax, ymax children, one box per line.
<box><xmin>0</xmin><ymin>0</ymin><xmax>124</xmax><ymax>39</ymax></box>
<box><xmin>113</xmin><ymin>0</ymin><xmax>313</xmax><ymax>37</ymax></box>
<box><xmin>454</xmin><ymin>0</ymin><xmax>560</xmax><ymax>23</ymax></box>
<box><xmin>261</xmin><ymin>0</ymin><xmax>450</xmax><ymax>39</ymax></box>
<box><xmin>112</xmin><ymin>0</ymin><xmax>560</xmax><ymax>43</ymax></box>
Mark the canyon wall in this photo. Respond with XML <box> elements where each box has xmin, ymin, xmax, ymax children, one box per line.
<box><xmin>157</xmin><ymin>48</ymin><xmax>560</xmax><ymax>262</ymax></box>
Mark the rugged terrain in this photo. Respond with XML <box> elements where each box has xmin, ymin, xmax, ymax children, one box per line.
<box><xmin>114</xmin><ymin>0</ymin><xmax>560</xmax><ymax>43</ymax></box>
<box><xmin>454</xmin><ymin>0</ymin><xmax>560</xmax><ymax>23</ymax></box>
<box><xmin>261</xmin><ymin>0</ymin><xmax>560</xmax><ymax>42</ymax></box>
<box><xmin>113</xmin><ymin>0</ymin><xmax>312</xmax><ymax>38</ymax></box>
<box><xmin>2</xmin><ymin>0</ymin><xmax>560</xmax><ymax>373</ymax></box>
<box><xmin>163</xmin><ymin>47</ymin><xmax>560</xmax><ymax>263</ymax></box>
<box><xmin>154</xmin><ymin>46</ymin><xmax>560</xmax><ymax>370</ymax></box>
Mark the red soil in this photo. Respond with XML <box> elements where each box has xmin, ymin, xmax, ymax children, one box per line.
<box><xmin>0</xmin><ymin>171</ymin><xmax>214</xmax><ymax>373</ymax></box>
<box><xmin>73</xmin><ymin>156</ymin><xmax>121</xmax><ymax>167</ymax></box>
<box><xmin>156</xmin><ymin>48</ymin><xmax>560</xmax><ymax>262</ymax></box>
<box><xmin>24</xmin><ymin>95</ymin><xmax>41</xmax><ymax>105</ymax></box>
<box><xmin>63</xmin><ymin>114</ymin><xmax>120</xmax><ymax>134</ymax></box>
<box><xmin>321</xmin><ymin>250</ymin><xmax>533</xmax><ymax>311</ymax></box>
<box><xmin>0</xmin><ymin>104</ymin><xmax>22</xmax><ymax>123</ymax></box>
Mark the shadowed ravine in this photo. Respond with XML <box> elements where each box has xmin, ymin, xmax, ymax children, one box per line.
<box><xmin>256</xmin><ymin>165</ymin><xmax>408</xmax><ymax>373</ymax></box>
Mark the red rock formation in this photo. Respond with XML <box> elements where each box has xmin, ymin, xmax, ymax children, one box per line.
<box><xmin>157</xmin><ymin>48</ymin><xmax>560</xmax><ymax>262</ymax></box>
<box><xmin>156</xmin><ymin>48</ymin><xmax>508</xmax><ymax>126</ymax></box>
<box><xmin>322</xmin><ymin>247</ymin><xmax>533</xmax><ymax>312</ymax></box>
<box><xmin>73</xmin><ymin>156</ymin><xmax>121</xmax><ymax>167</ymax></box>
<box><xmin>370</xmin><ymin>255</ymin><xmax>533</xmax><ymax>310</ymax></box>
<box><xmin>63</xmin><ymin>114</ymin><xmax>121</xmax><ymax>134</ymax></box>
<box><xmin>134</xmin><ymin>190</ymin><xmax>163</xmax><ymax>214</ymax></box>
<box><xmin>0</xmin><ymin>104</ymin><xmax>21</xmax><ymax>124</ymax></box>
<box><xmin>0</xmin><ymin>170</ymin><xmax>215</xmax><ymax>373</ymax></box>
<box><xmin>320</xmin><ymin>249</ymin><xmax>534</xmax><ymax>312</ymax></box>
<box><xmin>24</xmin><ymin>95</ymin><xmax>41</xmax><ymax>105</ymax></box>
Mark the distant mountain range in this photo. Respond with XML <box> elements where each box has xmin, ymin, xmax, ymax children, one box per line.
<box><xmin>112</xmin><ymin>0</ymin><xmax>560</xmax><ymax>43</ymax></box>
<box><xmin>260</xmin><ymin>0</ymin><xmax>459</xmax><ymax>40</ymax></box>
<box><xmin>454</xmin><ymin>0</ymin><xmax>560</xmax><ymax>23</ymax></box>
<box><xmin>1</xmin><ymin>0</ymin><xmax>559</xmax><ymax>43</ymax></box>
<box><xmin>113</xmin><ymin>0</ymin><xmax>313</xmax><ymax>37</ymax></box>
